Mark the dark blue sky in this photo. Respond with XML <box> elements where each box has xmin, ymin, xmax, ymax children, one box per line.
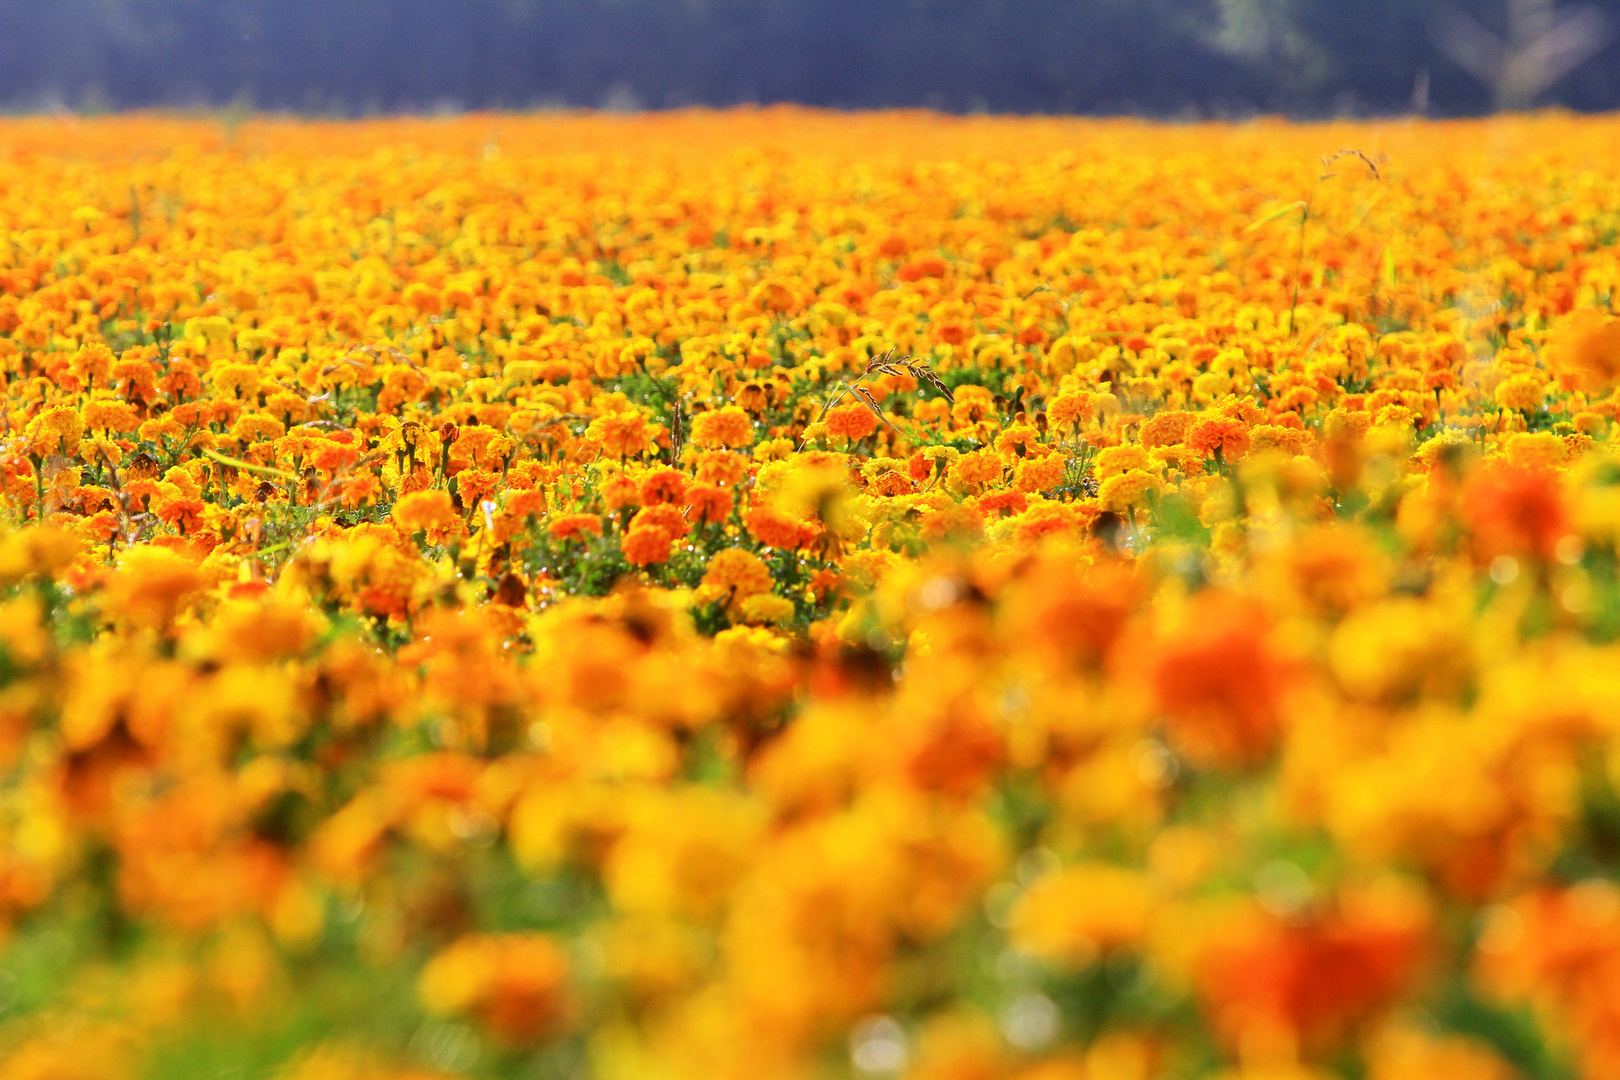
<box><xmin>1</xmin><ymin>1</ymin><xmax>1617</xmax><ymax>116</ymax></box>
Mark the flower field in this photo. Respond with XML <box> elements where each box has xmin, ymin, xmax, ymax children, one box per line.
<box><xmin>4</xmin><ymin>109</ymin><xmax>1620</xmax><ymax>1079</ymax></box>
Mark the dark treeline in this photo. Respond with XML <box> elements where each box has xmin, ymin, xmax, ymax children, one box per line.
<box><xmin>2</xmin><ymin>0</ymin><xmax>1619</xmax><ymax>116</ymax></box>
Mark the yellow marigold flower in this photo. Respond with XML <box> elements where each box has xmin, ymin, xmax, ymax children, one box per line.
<box><xmin>603</xmin><ymin>789</ymin><xmax>765</xmax><ymax>919</ymax></box>
<box><xmin>700</xmin><ymin>548</ymin><xmax>774</xmax><ymax>603</ymax></box>
<box><xmin>1363</xmin><ymin>1024</ymin><xmax>1515</xmax><ymax>1080</ymax></box>
<box><xmin>101</xmin><ymin>545</ymin><xmax>208</xmax><ymax>630</ymax></box>
<box><xmin>25</xmin><ymin>405</ymin><xmax>85</xmax><ymax>458</ymax></box>
<box><xmin>1093</xmin><ymin>444</ymin><xmax>1152</xmax><ymax>479</ymax></box>
<box><xmin>183</xmin><ymin>315</ymin><xmax>235</xmax><ymax>345</ymax></box>
<box><xmin>1097</xmin><ymin>468</ymin><xmax>1159</xmax><ymax>511</ymax></box>
<box><xmin>1504</xmin><ymin>431</ymin><xmax>1568</xmax><ymax>470</ymax></box>
<box><xmin>1493</xmin><ymin>372</ymin><xmax>1546</xmax><ymax>412</ymax></box>
<box><xmin>0</xmin><ymin>526</ymin><xmax>81</xmax><ymax>583</ymax></box>
<box><xmin>1010</xmin><ymin>863</ymin><xmax>1155</xmax><ymax>966</ymax></box>
<box><xmin>739</xmin><ymin>592</ymin><xmax>795</xmax><ymax>625</ymax></box>
<box><xmin>82</xmin><ymin>399</ymin><xmax>141</xmax><ymax>434</ymax></box>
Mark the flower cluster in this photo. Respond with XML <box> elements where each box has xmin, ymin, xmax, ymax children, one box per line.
<box><xmin>0</xmin><ymin>110</ymin><xmax>1619</xmax><ymax>1079</ymax></box>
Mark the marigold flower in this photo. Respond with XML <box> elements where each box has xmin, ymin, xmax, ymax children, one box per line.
<box><xmin>1151</xmin><ymin>591</ymin><xmax>1287</xmax><ymax>768</ymax></box>
<box><xmin>393</xmin><ymin>489</ymin><xmax>459</xmax><ymax>540</ymax></box>
<box><xmin>25</xmin><ymin>405</ymin><xmax>84</xmax><ymax>458</ymax></box>
<box><xmin>701</xmin><ymin>548</ymin><xmax>773</xmax><ymax>602</ymax></box>
<box><xmin>1047</xmin><ymin>390</ymin><xmax>1100</xmax><ymax>430</ymax></box>
<box><xmin>1014</xmin><ymin>454</ymin><xmax>1066</xmax><ymax>493</ymax></box>
<box><xmin>1462</xmin><ymin>461</ymin><xmax>1568</xmax><ymax>561</ymax></box>
<box><xmin>547</xmin><ymin>513</ymin><xmax>603</xmax><ymax>541</ymax></box>
<box><xmin>1097</xmin><ymin>469</ymin><xmax>1159</xmax><ymax>511</ymax></box>
<box><xmin>949</xmin><ymin>450</ymin><xmax>1003</xmax><ymax>489</ymax></box>
<box><xmin>1010</xmin><ymin>863</ymin><xmax>1154</xmax><ymax>966</ymax></box>
<box><xmin>1551</xmin><ymin>309</ymin><xmax>1620</xmax><ymax>391</ymax></box>
<box><xmin>825</xmin><ymin>401</ymin><xmax>879</xmax><ymax>442</ymax></box>
<box><xmin>630</xmin><ymin>503</ymin><xmax>690</xmax><ymax>541</ymax></box>
<box><xmin>419</xmin><ymin>933</ymin><xmax>573</xmax><ymax>1047</ymax></box>
<box><xmin>101</xmin><ymin>545</ymin><xmax>208</xmax><ymax>630</ymax></box>
<box><xmin>1093</xmin><ymin>445</ymin><xmax>1151</xmax><ymax>479</ymax></box>
<box><xmin>1137</xmin><ymin>410</ymin><xmax>1192</xmax><ymax>449</ymax></box>
<box><xmin>1195</xmin><ymin>879</ymin><xmax>1430</xmax><ymax>1054</ymax></box>
<box><xmin>1187</xmin><ymin>417</ymin><xmax>1250</xmax><ymax>459</ymax></box>
<box><xmin>693</xmin><ymin>449</ymin><xmax>749</xmax><ymax>487</ymax></box>
<box><xmin>639</xmin><ymin>467</ymin><xmax>688</xmax><ymax>505</ymax></box>
<box><xmin>622</xmin><ymin>527</ymin><xmax>673</xmax><ymax>566</ymax></box>
<box><xmin>689</xmin><ymin>406</ymin><xmax>755</xmax><ymax>449</ymax></box>
<box><xmin>600</xmin><ymin>475</ymin><xmax>643</xmax><ymax>511</ymax></box>
<box><xmin>1494</xmin><ymin>372</ymin><xmax>1547</xmax><ymax>412</ymax></box>
<box><xmin>739</xmin><ymin>593</ymin><xmax>795</xmax><ymax>625</ymax></box>
<box><xmin>506</xmin><ymin>489</ymin><xmax>547</xmax><ymax>519</ymax></box>
<box><xmin>744</xmin><ymin>507</ymin><xmax>814</xmax><ymax>550</ymax></box>
<box><xmin>684</xmin><ymin>483</ymin><xmax>733</xmax><ymax>524</ymax></box>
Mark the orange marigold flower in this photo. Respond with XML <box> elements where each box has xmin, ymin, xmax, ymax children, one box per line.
<box><xmin>1462</xmin><ymin>461</ymin><xmax>1569</xmax><ymax>562</ymax></box>
<box><xmin>701</xmin><ymin>548</ymin><xmax>774</xmax><ymax>600</ymax></box>
<box><xmin>693</xmin><ymin>450</ymin><xmax>749</xmax><ymax>487</ymax></box>
<box><xmin>153</xmin><ymin>496</ymin><xmax>206</xmax><ymax>534</ymax></box>
<box><xmin>1151</xmin><ymin>591</ymin><xmax>1287</xmax><ymax>768</ymax></box>
<box><xmin>1014</xmin><ymin>454</ymin><xmax>1066</xmax><ymax>493</ymax></box>
<box><xmin>689</xmin><ymin>406</ymin><xmax>756</xmax><ymax>449</ymax></box>
<box><xmin>622</xmin><ymin>527</ymin><xmax>673</xmax><ymax>566</ymax></box>
<box><xmin>950</xmin><ymin>449</ymin><xmax>1003</xmax><ymax>488</ymax></box>
<box><xmin>1550</xmin><ymin>309</ymin><xmax>1620</xmax><ymax>391</ymax></box>
<box><xmin>548</xmin><ymin>513</ymin><xmax>603</xmax><ymax>541</ymax></box>
<box><xmin>1140</xmin><ymin>409</ymin><xmax>1195</xmax><ymax>448</ymax></box>
<box><xmin>977</xmin><ymin>491</ymin><xmax>1029</xmax><ymax>517</ymax></box>
<box><xmin>600</xmin><ymin>475</ymin><xmax>643</xmax><ymax>511</ymax></box>
<box><xmin>83</xmin><ymin>399</ymin><xmax>141</xmax><ymax>435</ymax></box>
<box><xmin>1047</xmin><ymin>390</ymin><xmax>1100</xmax><ymax>430</ymax></box>
<box><xmin>866</xmin><ymin>470</ymin><xmax>915</xmax><ymax>497</ymax></box>
<box><xmin>1013</xmin><ymin>501</ymin><xmax>1077</xmax><ymax>543</ymax></box>
<box><xmin>1196</xmin><ymin>880</ymin><xmax>1430</xmax><ymax>1054</ymax></box>
<box><xmin>78</xmin><ymin>510</ymin><xmax>121</xmax><ymax>543</ymax></box>
<box><xmin>639</xmin><ymin>467</ymin><xmax>688</xmax><ymax>505</ymax></box>
<box><xmin>684</xmin><ymin>483</ymin><xmax>733</xmax><ymax>524</ymax></box>
<box><xmin>311</xmin><ymin>441</ymin><xmax>362</xmax><ymax>473</ymax></box>
<box><xmin>825</xmin><ymin>401</ymin><xmax>879</xmax><ymax>441</ymax></box>
<box><xmin>339</xmin><ymin>472</ymin><xmax>383</xmax><ymax>508</ymax></box>
<box><xmin>586</xmin><ymin>411</ymin><xmax>657</xmax><ymax>458</ymax></box>
<box><xmin>393</xmin><ymin>489</ymin><xmax>460</xmax><ymax>539</ymax></box>
<box><xmin>505</xmin><ymin>489</ymin><xmax>547</xmax><ymax>519</ymax></box>
<box><xmin>1187</xmin><ymin>417</ymin><xmax>1250</xmax><ymax>459</ymax></box>
<box><xmin>744</xmin><ymin>507</ymin><xmax>813</xmax><ymax>550</ymax></box>
<box><xmin>457</xmin><ymin>468</ymin><xmax>501</xmax><ymax>509</ymax></box>
<box><xmin>630</xmin><ymin>503</ymin><xmax>690</xmax><ymax>541</ymax></box>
